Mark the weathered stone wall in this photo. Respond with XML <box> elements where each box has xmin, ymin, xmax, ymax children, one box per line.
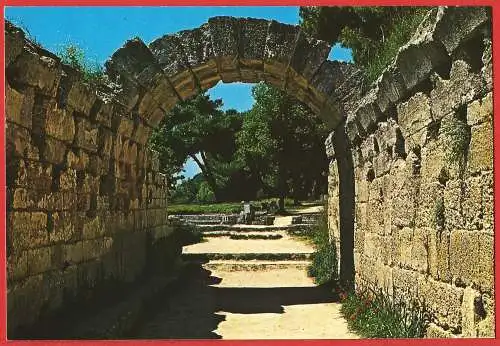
<box><xmin>5</xmin><ymin>23</ymin><xmax>175</xmax><ymax>335</ymax></box>
<box><xmin>327</xmin><ymin>7</ymin><xmax>494</xmax><ymax>337</ymax></box>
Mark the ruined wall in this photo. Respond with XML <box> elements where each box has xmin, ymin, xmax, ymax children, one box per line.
<box><xmin>5</xmin><ymin>23</ymin><xmax>176</xmax><ymax>335</ymax></box>
<box><xmin>327</xmin><ymin>7</ymin><xmax>494</xmax><ymax>337</ymax></box>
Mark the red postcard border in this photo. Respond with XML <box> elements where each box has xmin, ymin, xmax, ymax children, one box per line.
<box><xmin>0</xmin><ymin>1</ymin><xmax>498</xmax><ymax>345</ymax></box>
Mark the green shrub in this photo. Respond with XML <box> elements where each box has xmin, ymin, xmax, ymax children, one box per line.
<box><xmin>306</xmin><ymin>204</ymin><xmax>339</xmax><ymax>285</ymax></box>
<box><xmin>168</xmin><ymin>202</ymin><xmax>243</xmax><ymax>214</ymax></box>
<box><xmin>57</xmin><ymin>43</ymin><xmax>104</xmax><ymax>85</ymax></box>
<box><xmin>195</xmin><ymin>181</ymin><xmax>216</xmax><ymax>204</ymax></box>
<box><xmin>340</xmin><ymin>286</ymin><xmax>428</xmax><ymax>338</ymax></box>
<box><xmin>362</xmin><ymin>9</ymin><xmax>429</xmax><ymax>83</ymax></box>
<box><xmin>441</xmin><ymin>116</ymin><xmax>471</xmax><ymax>165</ymax></box>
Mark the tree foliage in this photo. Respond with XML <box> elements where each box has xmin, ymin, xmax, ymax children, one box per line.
<box><xmin>299</xmin><ymin>6</ymin><xmax>430</xmax><ymax>82</ymax></box>
<box><xmin>57</xmin><ymin>43</ymin><xmax>104</xmax><ymax>85</ymax></box>
<box><xmin>236</xmin><ymin>83</ymin><xmax>329</xmax><ymax>207</ymax></box>
<box><xmin>151</xmin><ymin>84</ymin><xmax>329</xmax><ymax>205</ymax></box>
<box><xmin>149</xmin><ymin>92</ymin><xmax>242</xmax><ymax>199</ymax></box>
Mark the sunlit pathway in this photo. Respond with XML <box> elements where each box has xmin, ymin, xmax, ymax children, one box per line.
<box><xmin>134</xmin><ymin>212</ymin><xmax>358</xmax><ymax>339</ymax></box>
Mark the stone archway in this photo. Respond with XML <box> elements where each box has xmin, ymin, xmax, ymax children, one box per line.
<box><xmin>5</xmin><ymin>17</ymin><xmax>359</xmax><ymax>334</ymax></box>
<box><xmin>103</xmin><ymin>17</ymin><xmax>361</xmax><ymax>285</ymax></box>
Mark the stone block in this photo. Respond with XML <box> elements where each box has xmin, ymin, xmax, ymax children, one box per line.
<box><xmin>5</xmin><ymin>122</ymin><xmax>40</xmax><ymax>160</ymax></box>
<box><xmin>74</xmin><ymin>117</ymin><xmax>98</xmax><ymax>152</ymax></box>
<box><xmin>59</xmin><ymin>168</ymin><xmax>77</xmax><ymax>191</ymax></box>
<box><xmin>461</xmin><ymin>287</ymin><xmax>482</xmax><ymax>337</ymax></box>
<box><xmin>8</xmin><ymin>211</ymin><xmax>49</xmax><ymax>250</ymax></box>
<box><xmin>418</xmin><ymin>277</ymin><xmax>463</xmax><ymax>331</ymax></box>
<box><xmin>239</xmin><ymin>18</ymin><xmax>269</xmax><ymax>82</ymax></box>
<box><xmin>416</xmin><ymin>182</ymin><xmax>444</xmax><ymax>228</ymax></box>
<box><xmin>9</xmin><ymin>49</ymin><xmax>62</xmax><ymax>97</ymax></box>
<box><xmin>45</xmin><ymin>107</ymin><xmax>75</xmax><ymax>143</ymax></box>
<box><xmin>27</xmin><ymin>246</ymin><xmax>52</xmax><ymax>275</ymax></box>
<box><xmin>180</xmin><ymin>25</ymin><xmax>220</xmax><ymax>90</ymax></box>
<box><xmin>288</xmin><ymin>30</ymin><xmax>330</xmax><ymax>85</ymax></box>
<box><xmin>396</xmin><ymin>31</ymin><xmax>449</xmax><ymax>91</ymax></box>
<box><xmin>397</xmin><ymin>92</ymin><xmax>432</xmax><ymax>148</ymax></box>
<box><xmin>149</xmin><ymin>34</ymin><xmax>196</xmax><ymax>100</ymax></box>
<box><xmin>7</xmin><ymin>251</ymin><xmax>29</xmax><ymax>282</ymax></box>
<box><xmin>462</xmin><ymin>175</ymin><xmax>483</xmax><ymax>230</ymax></box>
<box><xmin>411</xmin><ymin>228</ymin><xmax>429</xmax><ymax>273</ymax></box>
<box><xmin>430</xmin><ymin>60</ymin><xmax>485</xmax><ymax>120</ymax></box>
<box><xmin>6</xmin><ymin>84</ymin><xmax>35</xmax><ymax>129</ymax></box>
<box><xmin>50</xmin><ymin>212</ymin><xmax>79</xmax><ymax>244</ymax></box>
<box><xmin>449</xmin><ymin>230</ymin><xmax>493</xmax><ymax>292</ymax></box>
<box><xmin>467</xmin><ymin>92</ymin><xmax>492</xmax><ymax>126</ymax></box>
<box><xmin>82</xmin><ymin>237</ymin><xmax>114</xmax><ymax>262</ymax></box>
<box><xmin>66</xmin><ymin>80</ymin><xmax>96</xmax><ymax>115</ymax></box>
<box><xmin>82</xmin><ymin>216</ymin><xmax>106</xmax><ymax>240</ymax></box>
<box><xmin>367</xmin><ymin>178</ymin><xmax>385</xmax><ymax>235</ymax></box>
<box><xmin>388</xmin><ymin>161</ymin><xmax>418</xmax><ymax>229</ymax></box>
<box><xmin>93</xmin><ymin>100</ymin><xmax>113</xmax><ymax>128</ymax></box>
<box><xmin>62</xmin><ymin>241</ymin><xmax>84</xmax><ymax>265</ymax></box>
<box><xmin>263</xmin><ymin>21</ymin><xmax>299</xmax><ymax>82</ymax></box>
<box><xmin>434</xmin><ymin>7</ymin><xmax>490</xmax><ymax>55</ymax></box>
<box><xmin>207</xmin><ymin>16</ymin><xmax>240</xmax><ymax>82</ymax></box>
<box><xmin>467</xmin><ymin>121</ymin><xmax>493</xmax><ymax>174</ymax></box>
<box><xmin>477</xmin><ymin>293</ymin><xmax>495</xmax><ymax>337</ymax></box>
<box><xmin>11</xmin><ymin>160</ymin><xmax>52</xmax><ymax>191</ymax></box>
<box><xmin>66</xmin><ymin>149</ymin><xmax>89</xmax><ymax>171</ymax></box>
<box><xmin>7</xmin><ymin>274</ymin><xmax>45</xmax><ymax>331</ymax></box>
<box><xmin>392</xmin><ymin>267</ymin><xmax>420</xmax><ymax>299</ymax></box>
<box><xmin>5</xmin><ymin>22</ymin><xmax>25</xmax><ymax>67</ymax></box>
<box><xmin>425</xmin><ymin>323</ymin><xmax>456</xmax><ymax>338</ymax></box>
<box><xmin>41</xmin><ymin>136</ymin><xmax>67</xmax><ymax>165</ymax></box>
<box><xmin>427</xmin><ymin>228</ymin><xmax>452</xmax><ymax>282</ymax></box>
<box><xmin>111</xmin><ymin>112</ymin><xmax>135</xmax><ymax>139</ymax></box>
<box><xmin>481</xmin><ymin>171</ymin><xmax>493</xmax><ymax>232</ymax></box>
<box><xmin>395</xmin><ymin>227</ymin><xmax>413</xmax><ymax>269</ymax></box>
<box><xmin>132</xmin><ymin>120</ymin><xmax>153</xmax><ymax>146</ymax></box>
<box><xmin>443</xmin><ymin>179</ymin><xmax>464</xmax><ymax>231</ymax></box>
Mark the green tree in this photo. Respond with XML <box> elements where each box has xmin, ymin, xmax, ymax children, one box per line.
<box><xmin>237</xmin><ymin>83</ymin><xmax>329</xmax><ymax>210</ymax></box>
<box><xmin>149</xmin><ymin>93</ymin><xmax>242</xmax><ymax>200</ymax></box>
<box><xmin>299</xmin><ymin>6</ymin><xmax>430</xmax><ymax>82</ymax></box>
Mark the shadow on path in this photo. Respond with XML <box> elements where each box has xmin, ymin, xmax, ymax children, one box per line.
<box><xmin>130</xmin><ymin>262</ymin><xmax>338</xmax><ymax>339</ymax></box>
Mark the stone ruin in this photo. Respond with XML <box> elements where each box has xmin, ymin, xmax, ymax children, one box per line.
<box><xmin>5</xmin><ymin>6</ymin><xmax>494</xmax><ymax>338</ymax></box>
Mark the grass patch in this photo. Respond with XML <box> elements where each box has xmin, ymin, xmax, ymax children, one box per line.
<box><xmin>305</xmin><ymin>204</ymin><xmax>338</xmax><ymax>285</ymax></box>
<box><xmin>340</xmin><ymin>286</ymin><xmax>428</xmax><ymax>338</ymax></box>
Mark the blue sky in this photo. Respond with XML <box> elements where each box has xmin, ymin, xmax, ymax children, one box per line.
<box><xmin>6</xmin><ymin>6</ymin><xmax>352</xmax><ymax>179</ymax></box>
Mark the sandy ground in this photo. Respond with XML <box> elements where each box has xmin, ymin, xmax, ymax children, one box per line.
<box><xmin>183</xmin><ymin>235</ymin><xmax>314</xmax><ymax>255</ymax></box>
<box><xmin>134</xmin><ymin>204</ymin><xmax>358</xmax><ymax>339</ymax></box>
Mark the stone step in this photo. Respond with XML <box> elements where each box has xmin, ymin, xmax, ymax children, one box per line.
<box><xmin>196</xmin><ymin>224</ymin><xmax>314</xmax><ymax>233</ymax></box>
<box><xmin>182</xmin><ymin>252</ymin><xmax>312</xmax><ymax>261</ymax></box>
<box><xmin>202</xmin><ymin>260</ymin><xmax>311</xmax><ymax>271</ymax></box>
<box><xmin>203</xmin><ymin>231</ymin><xmax>283</xmax><ymax>240</ymax></box>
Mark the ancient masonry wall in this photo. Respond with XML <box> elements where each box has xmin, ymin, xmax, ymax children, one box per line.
<box><xmin>5</xmin><ymin>24</ymin><xmax>176</xmax><ymax>334</ymax></box>
<box><xmin>327</xmin><ymin>7</ymin><xmax>494</xmax><ymax>337</ymax></box>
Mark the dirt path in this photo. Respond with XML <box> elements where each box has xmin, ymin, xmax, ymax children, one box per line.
<box><xmin>134</xmin><ymin>207</ymin><xmax>358</xmax><ymax>339</ymax></box>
